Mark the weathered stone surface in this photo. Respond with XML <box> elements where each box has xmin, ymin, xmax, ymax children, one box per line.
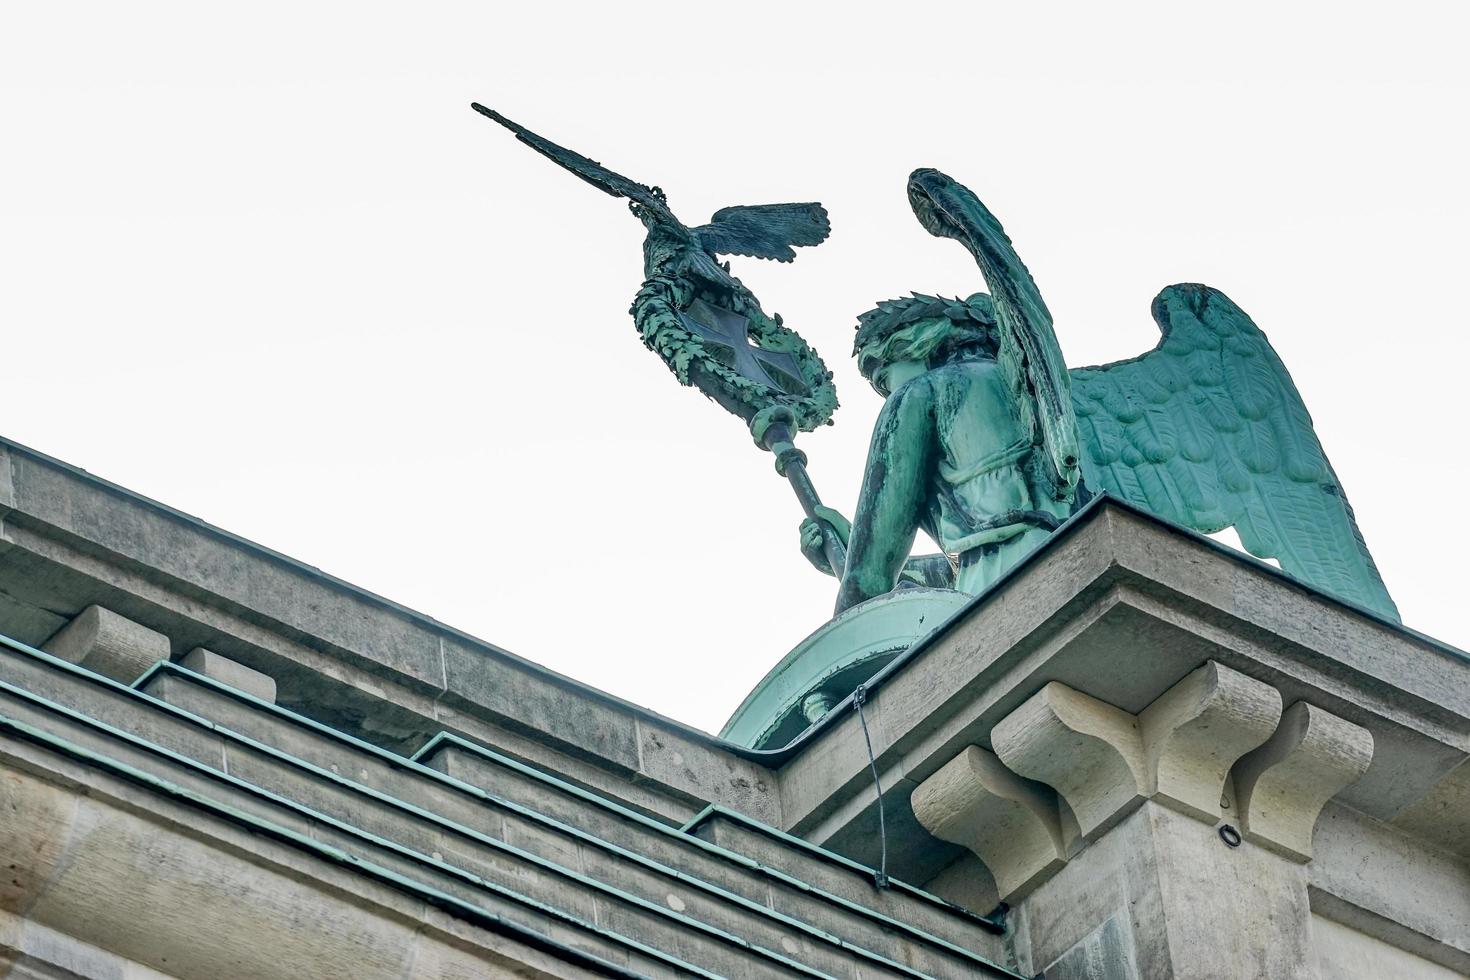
<box><xmin>992</xmin><ymin>681</ymin><xmax>1147</xmax><ymax>840</ymax></box>
<box><xmin>1311</xmin><ymin>802</ymin><xmax>1470</xmax><ymax>975</ymax></box>
<box><xmin>5</xmin><ymin>678</ymin><xmax>950</xmax><ymax>979</ymax></box>
<box><xmin>439</xmin><ymin>635</ymin><xmax>642</xmax><ymax>775</ymax></box>
<box><xmin>1041</xmin><ymin>913</ymin><xmax>1138</xmax><ymax>980</ymax></box>
<box><xmin>2</xmin><ymin>438</ymin><xmax>1468</xmax><ymax>978</ymax></box>
<box><xmin>1010</xmin><ymin>801</ymin><xmax>1317</xmax><ymax>980</ymax></box>
<box><xmin>688</xmin><ymin>809</ymin><xmax>1008</xmax><ymax>962</ymax></box>
<box><xmin>0</xmin><ymin>443</ymin><xmax>14</xmax><ymax>516</ymax></box>
<box><xmin>1391</xmin><ymin>758</ymin><xmax>1470</xmax><ymax>860</ymax></box>
<box><xmin>785</xmin><ymin>502</ymin><xmax>1470</xmax><ymax>871</ymax></box>
<box><xmin>911</xmin><ymin>745</ymin><xmax>1066</xmax><ymax>900</ymax></box>
<box><xmin>127</xmin><ymin>659</ymin><xmax>1008</xmax><ymax>977</ymax></box>
<box><xmin>3</xmin><ymin>646</ymin><xmax>230</xmax><ymax>771</ymax></box>
<box><xmin>9</xmin><ymin>450</ymin><xmax>447</xmax><ymax>692</ymax></box>
<box><xmin>634</xmin><ymin>718</ymin><xmax>780</xmax><ymax>827</ymax></box>
<box><xmin>0</xmin><ymin>441</ymin><xmax>781</xmax><ymax>823</ymax></box>
<box><xmin>0</xmin><ymin>749</ymin><xmax>629</xmax><ymax>979</ymax></box>
<box><xmin>41</xmin><ymin>605</ymin><xmax>168</xmax><ymax>683</ymax></box>
<box><xmin>0</xmin><ymin>768</ymin><xmax>78</xmax><ymax>917</ymax></box>
<box><xmin>180</xmin><ymin>647</ymin><xmax>277</xmax><ymax>703</ymax></box>
<box><xmin>1233</xmin><ymin>701</ymin><xmax>1374</xmax><ymax>861</ymax></box>
<box><xmin>1138</xmin><ymin>660</ymin><xmax>1282</xmax><ymax>822</ymax></box>
<box><xmin>1311</xmin><ymin>913</ymin><xmax>1467</xmax><ymax>980</ymax></box>
<box><xmin>0</xmin><ymin>911</ymin><xmax>182</xmax><ymax>980</ymax></box>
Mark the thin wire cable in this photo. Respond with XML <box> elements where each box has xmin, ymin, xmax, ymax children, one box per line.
<box><xmin>852</xmin><ymin>684</ymin><xmax>888</xmax><ymax>889</ymax></box>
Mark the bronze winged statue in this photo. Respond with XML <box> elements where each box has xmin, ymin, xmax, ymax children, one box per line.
<box><xmin>472</xmin><ymin>104</ymin><xmax>1398</xmax><ymax>625</ymax></box>
<box><xmin>800</xmin><ymin>168</ymin><xmax>1399</xmax><ymax>622</ymax></box>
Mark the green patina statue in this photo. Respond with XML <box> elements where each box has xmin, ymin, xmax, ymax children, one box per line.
<box><xmin>798</xmin><ymin>168</ymin><xmax>1398</xmax><ymax>622</ymax></box>
<box><xmin>798</xmin><ymin>289</ymin><xmax>1072</xmax><ymax>613</ymax></box>
<box><xmin>475</xmin><ymin>106</ymin><xmax>1400</xmax><ymax>745</ymax></box>
<box><xmin>472</xmin><ymin>106</ymin><xmax>1398</xmax><ymax>630</ymax></box>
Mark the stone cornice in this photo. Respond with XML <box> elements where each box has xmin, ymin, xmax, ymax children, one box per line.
<box><xmin>2</xmin><ymin>435</ymin><xmax>1466</xmax><ymax>853</ymax></box>
<box><xmin>777</xmin><ymin>505</ymin><xmax>1470</xmax><ymax>887</ymax></box>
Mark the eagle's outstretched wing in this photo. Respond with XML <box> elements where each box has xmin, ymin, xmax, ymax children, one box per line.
<box><xmin>692</xmin><ymin>203</ymin><xmax>832</xmax><ymax>262</ymax></box>
<box><xmin>906</xmin><ymin>169</ymin><xmax>1080</xmax><ymax>496</ymax></box>
<box><xmin>1070</xmin><ymin>283</ymin><xmax>1398</xmax><ymax>620</ymax></box>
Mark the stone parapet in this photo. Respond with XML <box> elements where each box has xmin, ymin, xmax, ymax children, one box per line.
<box><xmin>0</xmin><ymin>632</ymin><xmax>1018</xmax><ymax>979</ymax></box>
<box><xmin>0</xmin><ymin>437</ymin><xmax>779</xmax><ymax>825</ymax></box>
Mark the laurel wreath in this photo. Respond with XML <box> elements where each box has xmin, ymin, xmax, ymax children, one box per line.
<box><xmin>630</xmin><ymin>275</ymin><xmax>839</xmax><ymax>432</ymax></box>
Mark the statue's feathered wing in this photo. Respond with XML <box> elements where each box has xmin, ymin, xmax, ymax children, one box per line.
<box><xmin>693</xmin><ymin>203</ymin><xmax>831</xmax><ymax>262</ymax></box>
<box><xmin>907</xmin><ymin>168</ymin><xmax>1080</xmax><ymax>496</ymax></box>
<box><xmin>1071</xmin><ymin>284</ymin><xmax>1399</xmax><ymax>620</ymax></box>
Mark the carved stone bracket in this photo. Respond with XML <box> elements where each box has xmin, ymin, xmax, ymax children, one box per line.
<box><xmin>1139</xmin><ymin>660</ymin><xmax>1282</xmax><ymax>822</ymax></box>
<box><xmin>181</xmin><ymin>647</ymin><xmax>278</xmax><ymax>704</ymax></box>
<box><xmin>42</xmin><ymin>604</ymin><xmax>169</xmax><ymax>684</ymax></box>
<box><xmin>991</xmin><ymin>681</ymin><xmax>1148</xmax><ymax>839</ymax></box>
<box><xmin>910</xmin><ymin>746</ymin><xmax>1066</xmax><ymax>900</ymax></box>
<box><xmin>1231</xmin><ymin>701</ymin><xmax>1374</xmax><ymax>861</ymax></box>
<box><xmin>918</xmin><ymin>662</ymin><xmax>1300</xmax><ymax>900</ymax></box>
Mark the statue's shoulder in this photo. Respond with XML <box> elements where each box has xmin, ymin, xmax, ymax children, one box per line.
<box><xmin>925</xmin><ymin>357</ymin><xmax>1005</xmax><ymax>390</ymax></box>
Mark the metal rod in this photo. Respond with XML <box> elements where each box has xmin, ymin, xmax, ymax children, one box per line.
<box><xmin>782</xmin><ymin>457</ymin><xmax>847</xmax><ymax>576</ymax></box>
<box><xmin>758</xmin><ymin>417</ymin><xmax>847</xmax><ymax>577</ymax></box>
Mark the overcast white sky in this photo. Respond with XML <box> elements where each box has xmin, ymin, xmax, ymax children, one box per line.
<box><xmin>3</xmin><ymin>3</ymin><xmax>1467</xmax><ymax>734</ymax></box>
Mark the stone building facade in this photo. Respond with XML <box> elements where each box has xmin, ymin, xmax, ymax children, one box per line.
<box><xmin>0</xmin><ymin>435</ymin><xmax>1466</xmax><ymax>978</ymax></box>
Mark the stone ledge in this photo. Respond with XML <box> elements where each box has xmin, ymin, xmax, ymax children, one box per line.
<box><xmin>0</xmin><ymin>437</ymin><xmax>781</xmax><ymax>825</ymax></box>
<box><xmin>785</xmin><ymin>506</ymin><xmax>1468</xmax><ymax>888</ymax></box>
<box><xmin>1310</xmin><ymin>803</ymin><xmax>1470</xmax><ymax>976</ymax></box>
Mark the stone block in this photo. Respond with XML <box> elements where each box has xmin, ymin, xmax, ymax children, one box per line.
<box><xmin>180</xmin><ymin>647</ymin><xmax>277</xmax><ymax>703</ymax></box>
<box><xmin>1232</xmin><ymin>701</ymin><xmax>1374</xmax><ymax>861</ymax></box>
<box><xmin>41</xmin><ymin>605</ymin><xmax>169</xmax><ymax>683</ymax></box>
<box><xmin>1311</xmin><ymin>913</ymin><xmax>1468</xmax><ymax>980</ymax></box>
<box><xmin>439</xmin><ymin>637</ymin><xmax>641</xmax><ymax>774</ymax></box>
<box><xmin>1138</xmin><ymin>660</ymin><xmax>1282</xmax><ymax>822</ymax></box>
<box><xmin>1010</xmin><ymin>801</ymin><xmax>1319</xmax><ymax>980</ymax></box>
<box><xmin>1312</xmin><ymin>803</ymin><xmax>1470</xmax><ymax>974</ymax></box>
<box><xmin>992</xmin><ymin>681</ymin><xmax>1147</xmax><ymax>839</ymax></box>
<box><xmin>1041</xmin><ymin>913</ymin><xmax>1139</xmax><ymax>980</ymax></box>
<box><xmin>1390</xmin><ymin>758</ymin><xmax>1470</xmax><ymax>860</ymax></box>
<box><xmin>0</xmin><ymin>443</ymin><xmax>14</xmax><ymax>515</ymax></box>
<box><xmin>911</xmin><ymin>745</ymin><xmax>1067</xmax><ymax>900</ymax></box>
